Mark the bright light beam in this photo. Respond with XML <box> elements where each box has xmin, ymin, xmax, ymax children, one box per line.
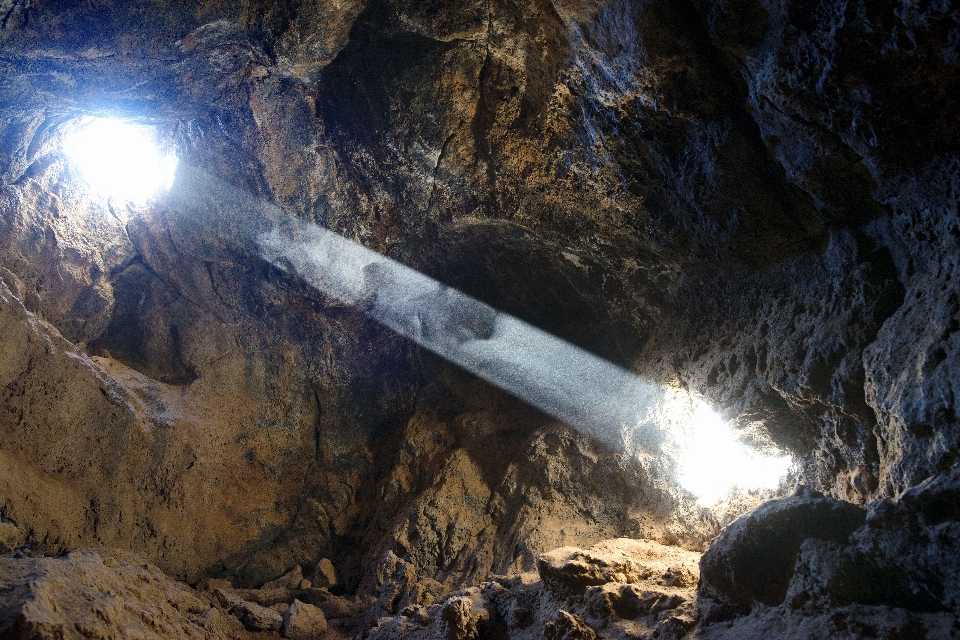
<box><xmin>677</xmin><ymin>399</ymin><xmax>793</xmax><ymax>504</ymax></box>
<box><xmin>163</xmin><ymin>164</ymin><xmax>792</xmax><ymax>501</ymax></box>
<box><xmin>63</xmin><ymin>118</ymin><xmax>177</xmax><ymax>203</ymax></box>
<box><xmin>256</xmin><ymin>222</ymin><xmax>669</xmax><ymax>454</ymax></box>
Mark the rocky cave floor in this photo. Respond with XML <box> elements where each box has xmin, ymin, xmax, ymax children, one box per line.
<box><xmin>3</xmin><ymin>479</ymin><xmax>960</xmax><ymax>639</ymax></box>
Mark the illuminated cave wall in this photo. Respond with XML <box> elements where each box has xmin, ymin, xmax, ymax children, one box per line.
<box><xmin>0</xmin><ymin>0</ymin><xmax>958</xmax><ymax>599</ymax></box>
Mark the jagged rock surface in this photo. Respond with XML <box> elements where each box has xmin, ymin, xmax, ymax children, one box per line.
<box><xmin>0</xmin><ymin>549</ymin><xmax>239</xmax><ymax>639</ymax></box>
<box><xmin>0</xmin><ymin>0</ymin><xmax>958</xmax><ymax>637</ymax></box>
<box><xmin>699</xmin><ymin>486</ymin><xmax>866</xmax><ymax>612</ymax></box>
<box><xmin>283</xmin><ymin>599</ymin><xmax>329</xmax><ymax>640</ymax></box>
<box><xmin>697</xmin><ymin>477</ymin><xmax>960</xmax><ymax>637</ymax></box>
<box><xmin>366</xmin><ymin>537</ymin><xmax>701</xmax><ymax>639</ymax></box>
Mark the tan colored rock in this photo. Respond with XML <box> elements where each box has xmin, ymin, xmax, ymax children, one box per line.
<box><xmin>0</xmin><ymin>549</ymin><xmax>236</xmax><ymax>639</ymax></box>
<box><xmin>314</xmin><ymin>557</ymin><xmax>338</xmax><ymax>589</ymax></box>
<box><xmin>317</xmin><ymin>592</ymin><xmax>364</xmax><ymax>620</ymax></box>
<box><xmin>436</xmin><ymin>595</ymin><xmax>480</xmax><ymax>640</ymax></box>
<box><xmin>538</xmin><ymin>546</ymin><xmax>638</xmax><ymax>592</ymax></box>
<box><xmin>537</xmin><ymin>538</ymin><xmax>700</xmax><ymax>595</ymax></box>
<box><xmin>282</xmin><ymin>599</ymin><xmax>328</xmax><ymax>639</ymax></box>
<box><xmin>212</xmin><ymin>587</ymin><xmax>247</xmax><ymax>612</ymax></box>
<box><xmin>544</xmin><ymin>610</ymin><xmax>598</xmax><ymax>640</ymax></box>
<box><xmin>234</xmin><ymin>599</ymin><xmax>284</xmax><ymax>631</ymax></box>
<box><xmin>585</xmin><ymin>583</ymin><xmax>688</xmax><ymax>621</ymax></box>
<box><xmin>0</xmin><ymin>7</ymin><xmax>956</xmax><ymax>640</ymax></box>
<box><xmin>367</xmin><ymin>538</ymin><xmax>702</xmax><ymax>639</ymax></box>
<box><xmin>0</xmin><ymin>275</ymin><xmax>322</xmax><ymax>586</ymax></box>
<box><xmin>0</xmin><ymin>520</ymin><xmax>24</xmax><ymax>552</ymax></box>
<box><xmin>263</xmin><ymin>564</ymin><xmax>305</xmax><ymax>590</ymax></box>
<box><xmin>204</xmin><ymin>578</ymin><xmax>232</xmax><ymax>591</ymax></box>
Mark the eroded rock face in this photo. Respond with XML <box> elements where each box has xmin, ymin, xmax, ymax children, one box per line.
<box><xmin>699</xmin><ymin>486</ymin><xmax>866</xmax><ymax>612</ymax></box>
<box><xmin>698</xmin><ymin>476</ymin><xmax>960</xmax><ymax>637</ymax></box>
<box><xmin>0</xmin><ymin>275</ymin><xmax>347</xmax><ymax>585</ymax></box>
<box><xmin>659</xmin><ymin>0</ymin><xmax>960</xmax><ymax>502</ymax></box>
<box><xmin>0</xmin><ymin>549</ymin><xmax>234</xmax><ymax>639</ymax></box>
<box><xmin>0</xmin><ymin>0</ymin><xmax>958</xmax><ymax>635</ymax></box>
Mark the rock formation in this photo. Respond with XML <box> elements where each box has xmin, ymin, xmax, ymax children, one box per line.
<box><xmin>0</xmin><ymin>0</ymin><xmax>957</xmax><ymax>637</ymax></box>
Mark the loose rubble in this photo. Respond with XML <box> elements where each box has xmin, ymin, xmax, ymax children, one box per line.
<box><xmin>365</xmin><ymin>538</ymin><xmax>700</xmax><ymax>640</ymax></box>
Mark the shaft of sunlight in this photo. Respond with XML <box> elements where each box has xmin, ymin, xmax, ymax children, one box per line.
<box><xmin>162</xmin><ymin>163</ymin><xmax>793</xmax><ymax>502</ymax></box>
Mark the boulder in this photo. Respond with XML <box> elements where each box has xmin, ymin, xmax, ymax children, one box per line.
<box><xmin>537</xmin><ymin>538</ymin><xmax>699</xmax><ymax>596</ymax></box>
<box><xmin>263</xmin><ymin>565</ymin><xmax>306</xmax><ymax>591</ymax></box>
<box><xmin>436</xmin><ymin>595</ymin><xmax>480</xmax><ymax>640</ymax></box>
<box><xmin>544</xmin><ymin>610</ymin><xmax>598</xmax><ymax>640</ymax></box>
<box><xmin>282</xmin><ymin>599</ymin><xmax>328</xmax><ymax>639</ymax></box>
<box><xmin>0</xmin><ymin>520</ymin><xmax>23</xmax><ymax>552</ymax></box>
<box><xmin>233</xmin><ymin>599</ymin><xmax>284</xmax><ymax>632</ymax></box>
<box><xmin>314</xmin><ymin>557</ymin><xmax>339</xmax><ymax>589</ymax></box>
<box><xmin>699</xmin><ymin>486</ymin><xmax>866</xmax><ymax>611</ymax></box>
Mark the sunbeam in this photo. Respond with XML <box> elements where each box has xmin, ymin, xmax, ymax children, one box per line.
<box><xmin>163</xmin><ymin>163</ymin><xmax>792</xmax><ymax>502</ymax></box>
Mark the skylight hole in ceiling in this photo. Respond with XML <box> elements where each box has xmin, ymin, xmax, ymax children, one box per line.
<box><xmin>62</xmin><ymin>117</ymin><xmax>178</xmax><ymax>204</ymax></box>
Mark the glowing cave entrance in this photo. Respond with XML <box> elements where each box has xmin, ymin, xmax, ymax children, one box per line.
<box><xmin>63</xmin><ymin>117</ymin><xmax>177</xmax><ymax>204</ymax></box>
<box><xmin>160</xmin><ymin>163</ymin><xmax>795</xmax><ymax>506</ymax></box>
<box><xmin>676</xmin><ymin>400</ymin><xmax>793</xmax><ymax>504</ymax></box>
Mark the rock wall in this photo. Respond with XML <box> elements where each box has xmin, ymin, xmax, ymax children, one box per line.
<box><xmin>0</xmin><ymin>0</ymin><xmax>957</xmax><ymax>621</ymax></box>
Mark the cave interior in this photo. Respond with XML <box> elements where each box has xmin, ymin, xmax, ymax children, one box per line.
<box><xmin>0</xmin><ymin>0</ymin><xmax>959</xmax><ymax>638</ymax></box>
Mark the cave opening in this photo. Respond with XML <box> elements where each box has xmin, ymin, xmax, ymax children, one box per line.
<box><xmin>62</xmin><ymin>117</ymin><xmax>178</xmax><ymax>205</ymax></box>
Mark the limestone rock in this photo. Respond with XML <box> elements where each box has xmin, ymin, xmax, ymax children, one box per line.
<box><xmin>366</xmin><ymin>586</ymin><xmax>497</xmax><ymax>640</ymax></box>
<box><xmin>203</xmin><ymin>578</ymin><xmax>232</xmax><ymax>591</ymax></box>
<box><xmin>0</xmin><ymin>520</ymin><xmax>24</xmax><ymax>552</ymax></box>
<box><xmin>538</xmin><ymin>547</ymin><xmax>641</xmax><ymax>594</ymax></box>
<box><xmin>699</xmin><ymin>486</ymin><xmax>866</xmax><ymax>611</ymax></box>
<box><xmin>263</xmin><ymin>565</ymin><xmax>305</xmax><ymax>591</ymax></box>
<box><xmin>369</xmin><ymin>550</ymin><xmax>446</xmax><ymax>621</ymax></box>
<box><xmin>0</xmin><ymin>276</ymin><xmax>334</xmax><ymax>587</ymax></box>
<box><xmin>282</xmin><ymin>599</ymin><xmax>328</xmax><ymax>639</ymax></box>
<box><xmin>368</xmin><ymin>538</ymin><xmax>700</xmax><ymax>639</ymax></box>
<box><xmin>315</xmin><ymin>592</ymin><xmax>365</xmax><ymax>621</ymax></box>
<box><xmin>0</xmin><ymin>1</ymin><xmax>957</xmax><ymax>638</ymax></box>
<box><xmin>314</xmin><ymin>557</ymin><xmax>339</xmax><ymax>589</ymax></box>
<box><xmin>544</xmin><ymin>610</ymin><xmax>597</xmax><ymax>640</ymax></box>
<box><xmin>585</xmin><ymin>583</ymin><xmax>687</xmax><ymax>622</ymax></box>
<box><xmin>0</xmin><ymin>549</ymin><xmax>236</xmax><ymax>639</ymax></box>
<box><xmin>538</xmin><ymin>538</ymin><xmax>700</xmax><ymax>596</ymax></box>
<box><xmin>233</xmin><ymin>598</ymin><xmax>284</xmax><ymax>632</ymax></box>
<box><xmin>436</xmin><ymin>595</ymin><xmax>481</xmax><ymax>640</ymax></box>
<box><xmin>697</xmin><ymin>473</ymin><xmax>960</xmax><ymax>637</ymax></box>
<box><xmin>212</xmin><ymin>587</ymin><xmax>247</xmax><ymax>612</ymax></box>
<box><xmin>784</xmin><ymin>467</ymin><xmax>960</xmax><ymax>615</ymax></box>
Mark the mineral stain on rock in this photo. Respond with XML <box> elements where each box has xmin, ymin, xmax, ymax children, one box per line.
<box><xmin>0</xmin><ymin>0</ymin><xmax>959</xmax><ymax>638</ymax></box>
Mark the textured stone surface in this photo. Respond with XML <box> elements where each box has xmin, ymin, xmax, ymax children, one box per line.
<box><xmin>0</xmin><ymin>276</ymin><xmax>326</xmax><ymax>586</ymax></box>
<box><xmin>545</xmin><ymin>610</ymin><xmax>598</xmax><ymax>640</ymax></box>
<box><xmin>697</xmin><ymin>475</ymin><xmax>960</xmax><ymax>637</ymax></box>
<box><xmin>537</xmin><ymin>538</ymin><xmax>697</xmax><ymax>595</ymax></box>
<box><xmin>699</xmin><ymin>486</ymin><xmax>866</xmax><ymax>611</ymax></box>
<box><xmin>283</xmin><ymin>599</ymin><xmax>328</xmax><ymax>640</ymax></box>
<box><xmin>0</xmin><ymin>0</ymin><xmax>957</xmax><ymax>636</ymax></box>
<box><xmin>654</xmin><ymin>0</ymin><xmax>960</xmax><ymax>504</ymax></box>
<box><xmin>314</xmin><ymin>558</ymin><xmax>339</xmax><ymax>589</ymax></box>
<box><xmin>0</xmin><ymin>549</ymin><xmax>238</xmax><ymax>639</ymax></box>
<box><xmin>367</xmin><ymin>538</ymin><xmax>700</xmax><ymax>639</ymax></box>
<box><xmin>233</xmin><ymin>599</ymin><xmax>283</xmax><ymax>632</ymax></box>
